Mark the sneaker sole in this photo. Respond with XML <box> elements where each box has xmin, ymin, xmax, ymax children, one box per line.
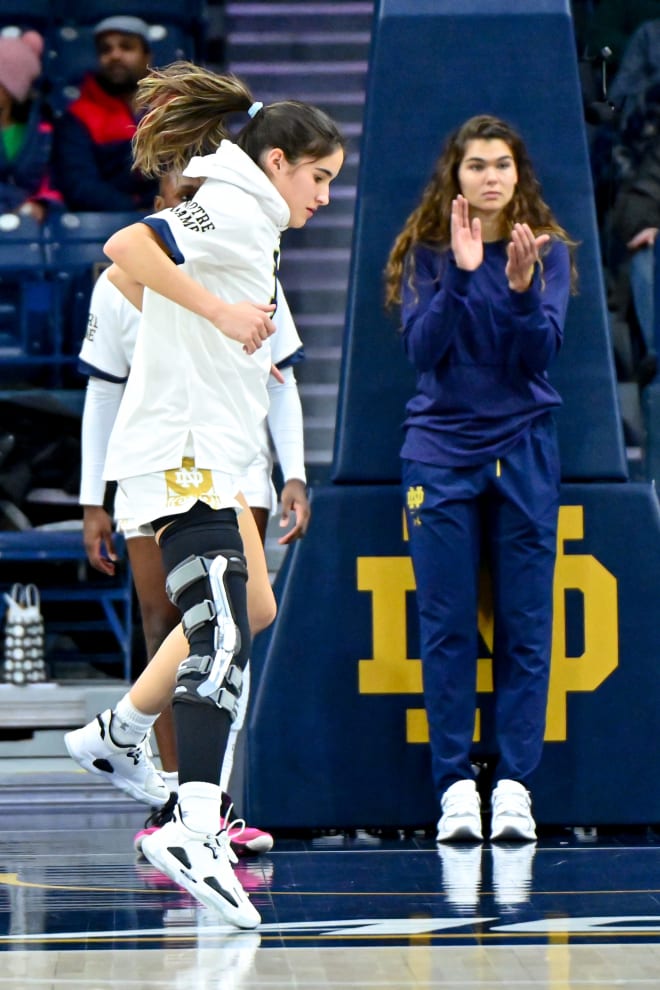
<box><xmin>230</xmin><ymin>833</ymin><xmax>274</xmax><ymax>856</ymax></box>
<box><xmin>436</xmin><ymin>824</ymin><xmax>483</xmax><ymax>843</ymax></box>
<box><xmin>141</xmin><ymin>833</ymin><xmax>261</xmax><ymax>929</ymax></box>
<box><xmin>64</xmin><ymin>732</ymin><xmax>169</xmax><ymax>807</ymax></box>
<box><xmin>490</xmin><ymin>822</ymin><xmax>537</xmax><ymax>842</ymax></box>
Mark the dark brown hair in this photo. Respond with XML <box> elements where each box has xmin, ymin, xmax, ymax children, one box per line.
<box><xmin>384</xmin><ymin>114</ymin><xmax>577</xmax><ymax>308</ymax></box>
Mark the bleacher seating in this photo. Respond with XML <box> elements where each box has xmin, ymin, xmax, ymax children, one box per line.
<box><xmin>45</xmin><ymin>211</ymin><xmax>143</xmax><ymax>365</ymax></box>
<box><xmin>0</xmin><ymin>214</ymin><xmax>61</xmax><ymax>387</ymax></box>
<box><xmin>0</xmin><ymin>528</ymin><xmax>133</xmax><ymax>681</ymax></box>
<box><xmin>52</xmin><ymin>0</ymin><xmax>207</xmax><ymax>34</ymax></box>
<box><xmin>0</xmin><ymin>3</ymin><xmax>52</xmax><ymax>32</ymax></box>
<box><xmin>0</xmin><ymin>4</ymin><xmax>208</xmax><ymax>689</ymax></box>
<box><xmin>0</xmin><ymin>210</ymin><xmax>143</xmax><ymax>387</ymax></box>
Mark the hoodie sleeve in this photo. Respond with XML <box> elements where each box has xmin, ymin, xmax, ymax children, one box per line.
<box><xmin>401</xmin><ymin>246</ymin><xmax>472</xmax><ymax>372</ymax></box>
<box><xmin>142</xmin><ymin>185</ymin><xmax>270</xmax><ymax>271</ymax></box>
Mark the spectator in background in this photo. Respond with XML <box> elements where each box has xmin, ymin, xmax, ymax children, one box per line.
<box><xmin>53</xmin><ymin>16</ymin><xmax>157</xmax><ymax>211</ymax></box>
<box><xmin>585</xmin><ymin>12</ymin><xmax>660</xmax><ymax>237</ymax></box>
<box><xmin>611</xmin><ymin>81</ymin><xmax>660</xmax><ymax>378</ymax></box>
<box><xmin>608</xmin><ymin>17</ymin><xmax>660</xmax><ymax>130</ymax></box>
<box><xmin>585</xmin><ymin>1</ymin><xmax>660</xmax><ymax>74</ymax></box>
<box><xmin>0</xmin><ymin>31</ymin><xmax>62</xmax><ymax>220</ymax></box>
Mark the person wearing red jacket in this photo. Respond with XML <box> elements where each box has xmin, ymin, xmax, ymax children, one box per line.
<box><xmin>53</xmin><ymin>16</ymin><xmax>157</xmax><ymax>211</ymax></box>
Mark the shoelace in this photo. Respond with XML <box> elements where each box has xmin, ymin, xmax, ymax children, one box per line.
<box><xmin>218</xmin><ymin>801</ymin><xmax>246</xmax><ymax>864</ymax></box>
<box><xmin>143</xmin><ymin>790</ymin><xmax>178</xmax><ymax>829</ymax></box>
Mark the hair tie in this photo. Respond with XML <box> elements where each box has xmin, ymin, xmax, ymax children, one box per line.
<box><xmin>248</xmin><ymin>101</ymin><xmax>263</xmax><ymax>119</ymax></box>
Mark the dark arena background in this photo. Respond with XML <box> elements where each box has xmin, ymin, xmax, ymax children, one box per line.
<box><xmin>0</xmin><ymin>1</ymin><xmax>658</xmax><ymax>987</ymax></box>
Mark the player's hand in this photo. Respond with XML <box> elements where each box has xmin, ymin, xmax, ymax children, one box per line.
<box><xmin>505</xmin><ymin>223</ymin><xmax>550</xmax><ymax>292</ymax></box>
<box><xmin>277</xmin><ymin>479</ymin><xmax>310</xmax><ymax>545</ymax></box>
<box><xmin>83</xmin><ymin>505</ymin><xmax>118</xmax><ymax>575</ymax></box>
<box><xmin>214</xmin><ymin>301</ymin><xmax>276</xmax><ymax>354</ymax></box>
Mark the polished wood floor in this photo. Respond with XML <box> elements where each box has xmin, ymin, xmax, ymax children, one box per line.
<box><xmin>0</xmin><ymin>769</ymin><xmax>659</xmax><ymax>988</ymax></box>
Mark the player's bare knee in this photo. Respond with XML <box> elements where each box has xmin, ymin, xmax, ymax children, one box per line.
<box><xmin>250</xmin><ymin>588</ymin><xmax>277</xmax><ymax>635</ymax></box>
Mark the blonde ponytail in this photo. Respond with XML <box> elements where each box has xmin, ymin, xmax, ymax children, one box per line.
<box><xmin>132</xmin><ymin>62</ymin><xmax>254</xmax><ymax>176</ymax></box>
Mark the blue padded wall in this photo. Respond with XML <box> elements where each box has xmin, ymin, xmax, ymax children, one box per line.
<box><xmin>248</xmin><ymin>483</ymin><xmax>660</xmax><ymax>828</ymax></box>
<box><xmin>333</xmin><ymin>0</ymin><xmax>626</xmax><ymax>483</ymax></box>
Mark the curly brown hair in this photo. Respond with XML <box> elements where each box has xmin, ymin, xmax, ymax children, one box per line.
<box><xmin>384</xmin><ymin>114</ymin><xmax>578</xmax><ymax>309</ymax></box>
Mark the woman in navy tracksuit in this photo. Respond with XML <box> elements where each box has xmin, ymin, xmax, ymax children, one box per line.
<box><xmin>384</xmin><ymin>115</ymin><xmax>576</xmax><ymax>843</ymax></box>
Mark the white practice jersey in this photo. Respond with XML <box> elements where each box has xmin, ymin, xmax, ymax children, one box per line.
<box><xmin>79</xmin><ymin>267</ymin><xmax>139</xmax><ymax>382</ymax></box>
<box><xmin>80</xmin><ymin>268</ymin><xmax>302</xmax><ymax>382</ymax></box>
<box><xmin>104</xmin><ymin>141</ymin><xmax>291</xmax><ymax>485</ymax></box>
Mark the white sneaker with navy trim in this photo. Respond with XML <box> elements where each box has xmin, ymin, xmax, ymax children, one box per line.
<box><xmin>490</xmin><ymin>779</ymin><xmax>537</xmax><ymax>842</ymax></box>
<box><xmin>141</xmin><ymin>804</ymin><xmax>261</xmax><ymax>929</ymax></box>
<box><xmin>64</xmin><ymin>709</ymin><xmax>170</xmax><ymax>807</ymax></box>
<box><xmin>436</xmin><ymin>779</ymin><xmax>483</xmax><ymax>843</ymax></box>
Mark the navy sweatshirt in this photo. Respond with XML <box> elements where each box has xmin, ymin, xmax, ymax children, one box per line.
<box><xmin>400</xmin><ymin>238</ymin><xmax>570</xmax><ymax>467</ymax></box>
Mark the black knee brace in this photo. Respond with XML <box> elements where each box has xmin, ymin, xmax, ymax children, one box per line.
<box><xmin>158</xmin><ymin>505</ymin><xmax>250</xmax><ymax>719</ymax></box>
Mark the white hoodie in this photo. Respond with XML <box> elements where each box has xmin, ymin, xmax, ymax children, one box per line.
<box><xmin>104</xmin><ymin>141</ymin><xmax>290</xmax><ymax>485</ymax></box>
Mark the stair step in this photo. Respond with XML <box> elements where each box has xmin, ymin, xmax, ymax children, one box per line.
<box><xmin>223</xmin><ymin>0</ymin><xmax>374</xmax><ymax>513</ymax></box>
<box><xmin>295</xmin><ymin>314</ymin><xmax>345</xmax><ymax>347</ymax></box>
<box><xmin>230</xmin><ymin>61</ymin><xmax>368</xmax><ymax>94</ymax></box>
<box><xmin>284</xmin><ymin>286</ymin><xmax>348</xmax><ymax>314</ymax></box>
<box><xmin>226</xmin><ymin>2</ymin><xmax>374</xmax><ymax>34</ymax></box>
<box><xmin>284</xmin><ymin>216</ymin><xmax>354</xmax><ymax>248</ymax></box>
<box><xmin>304</xmin><ymin>447</ymin><xmax>334</xmax><ymax>464</ymax></box>
<box><xmin>229</xmin><ymin>31</ymin><xmax>371</xmax><ymax>63</ymax></box>
<box><xmin>299</xmin><ymin>382</ymin><xmax>340</xmax><ymax>412</ymax></box>
<box><xmin>298</xmin><ymin>347</ymin><xmax>343</xmax><ymax>385</ymax></box>
<box><xmin>281</xmin><ymin>247</ymin><xmax>351</xmax><ymax>282</ymax></box>
<box><xmin>296</xmin><ymin>312</ymin><xmax>345</xmax><ymax>329</ymax></box>
<box><xmin>302</xmin><ymin>420</ymin><xmax>336</xmax><ymax>448</ymax></box>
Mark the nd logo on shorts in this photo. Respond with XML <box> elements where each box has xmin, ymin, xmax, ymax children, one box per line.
<box><xmin>165</xmin><ymin>458</ymin><xmax>221</xmax><ymax>509</ymax></box>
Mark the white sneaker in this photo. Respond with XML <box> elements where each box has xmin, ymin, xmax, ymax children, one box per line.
<box><xmin>64</xmin><ymin>709</ymin><xmax>170</xmax><ymax>807</ymax></box>
<box><xmin>141</xmin><ymin>805</ymin><xmax>261</xmax><ymax>929</ymax></box>
<box><xmin>436</xmin><ymin>779</ymin><xmax>483</xmax><ymax>842</ymax></box>
<box><xmin>490</xmin><ymin>779</ymin><xmax>537</xmax><ymax>841</ymax></box>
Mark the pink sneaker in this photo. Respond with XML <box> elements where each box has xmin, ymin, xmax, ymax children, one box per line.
<box><xmin>220</xmin><ymin>816</ymin><xmax>274</xmax><ymax>856</ymax></box>
<box><xmin>134</xmin><ymin>823</ymin><xmax>160</xmax><ymax>855</ymax></box>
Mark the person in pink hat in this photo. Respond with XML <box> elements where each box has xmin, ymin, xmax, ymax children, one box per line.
<box><xmin>0</xmin><ymin>30</ymin><xmax>62</xmax><ymax>220</ymax></box>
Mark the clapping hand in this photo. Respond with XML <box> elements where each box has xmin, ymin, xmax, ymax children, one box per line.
<box><xmin>505</xmin><ymin>222</ymin><xmax>550</xmax><ymax>292</ymax></box>
<box><xmin>451</xmin><ymin>195</ymin><xmax>483</xmax><ymax>271</ymax></box>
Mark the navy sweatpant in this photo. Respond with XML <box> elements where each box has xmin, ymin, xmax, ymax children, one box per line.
<box><xmin>402</xmin><ymin>415</ymin><xmax>560</xmax><ymax>804</ymax></box>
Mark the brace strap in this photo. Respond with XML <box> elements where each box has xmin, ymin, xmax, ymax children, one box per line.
<box><xmin>181</xmin><ymin>599</ymin><xmax>215</xmax><ymax>638</ymax></box>
<box><xmin>166</xmin><ymin>552</ymin><xmax>247</xmax><ymax>607</ymax></box>
<box><xmin>175</xmin><ymin>654</ymin><xmax>244</xmax><ymax>717</ymax></box>
<box><xmin>165</xmin><ymin>554</ymin><xmax>209</xmax><ymax>605</ymax></box>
